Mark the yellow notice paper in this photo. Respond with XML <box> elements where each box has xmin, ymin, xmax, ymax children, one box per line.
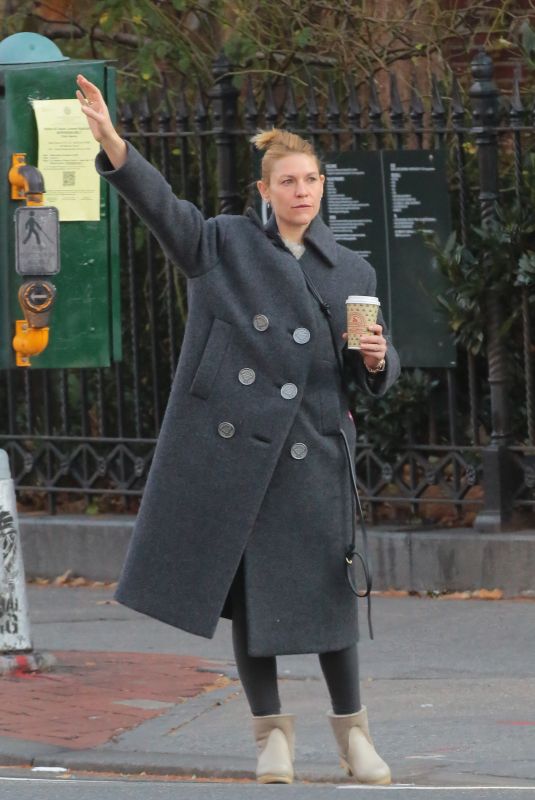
<box><xmin>32</xmin><ymin>99</ymin><xmax>100</xmax><ymax>222</ymax></box>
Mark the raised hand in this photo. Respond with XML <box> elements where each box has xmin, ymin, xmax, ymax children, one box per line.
<box><xmin>76</xmin><ymin>74</ymin><xmax>127</xmax><ymax>169</ymax></box>
<box><xmin>76</xmin><ymin>74</ymin><xmax>115</xmax><ymax>142</ymax></box>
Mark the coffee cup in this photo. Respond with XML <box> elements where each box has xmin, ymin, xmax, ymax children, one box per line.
<box><xmin>346</xmin><ymin>295</ymin><xmax>380</xmax><ymax>349</ymax></box>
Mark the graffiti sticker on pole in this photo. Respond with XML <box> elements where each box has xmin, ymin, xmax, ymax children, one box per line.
<box><xmin>0</xmin><ymin>505</ymin><xmax>31</xmax><ymax>650</ymax></box>
<box><xmin>0</xmin><ymin>451</ymin><xmax>32</xmax><ymax>652</ymax></box>
<box><xmin>15</xmin><ymin>206</ymin><xmax>60</xmax><ymax>276</ymax></box>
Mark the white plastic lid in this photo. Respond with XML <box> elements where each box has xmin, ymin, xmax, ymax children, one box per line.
<box><xmin>346</xmin><ymin>295</ymin><xmax>380</xmax><ymax>305</ymax></box>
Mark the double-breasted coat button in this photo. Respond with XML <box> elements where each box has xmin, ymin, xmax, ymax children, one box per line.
<box><xmin>253</xmin><ymin>314</ymin><xmax>269</xmax><ymax>332</ymax></box>
<box><xmin>238</xmin><ymin>368</ymin><xmax>256</xmax><ymax>385</ymax></box>
<box><xmin>218</xmin><ymin>421</ymin><xmax>235</xmax><ymax>439</ymax></box>
<box><xmin>290</xmin><ymin>442</ymin><xmax>308</xmax><ymax>460</ymax></box>
<box><xmin>293</xmin><ymin>327</ymin><xmax>311</xmax><ymax>344</ymax></box>
<box><xmin>281</xmin><ymin>382</ymin><xmax>298</xmax><ymax>400</ymax></box>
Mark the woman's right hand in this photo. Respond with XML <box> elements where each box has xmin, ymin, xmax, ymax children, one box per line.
<box><xmin>76</xmin><ymin>74</ymin><xmax>127</xmax><ymax>169</ymax></box>
<box><xmin>76</xmin><ymin>74</ymin><xmax>115</xmax><ymax>143</ymax></box>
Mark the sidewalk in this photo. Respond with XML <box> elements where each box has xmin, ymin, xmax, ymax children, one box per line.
<box><xmin>0</xmin><ymin>585</ymin><xmax>533</xmax><ymax>785</ymax></box>
<box><xmin>0</xmin><ymin>651</ymin><xmax>228</xmax><ymax>753</ymax></box>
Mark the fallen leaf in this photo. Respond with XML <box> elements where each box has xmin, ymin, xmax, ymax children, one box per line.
<box><xmin>70</xmin><ymin>577</ymin><xmax>89</xmax><ymax>587</ymax></box>
<box><xmin>439</xmin><ymin>591</ymin><xmax>472</xmax><ymax>600</ymax></box>
<box><xmin>472</xmin><ymin>588</ymin><xmax>504</xmax><ymax>600</ymax></box>
<box><xmin>53</xmin><ymin>569</ymin><xmax>73</xmax><ymax>586</ymax></box>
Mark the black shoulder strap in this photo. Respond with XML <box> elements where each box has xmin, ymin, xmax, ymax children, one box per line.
<box><xmin>298</xmin><ymin>264</ymin><xmax>374</xmax><ymax>639</ymax></box>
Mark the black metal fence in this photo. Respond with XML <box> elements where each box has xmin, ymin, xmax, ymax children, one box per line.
<box><xmin>1</xmin><ymin>51</ymin><xmax>534</xmax><ymax>529</ymax></box>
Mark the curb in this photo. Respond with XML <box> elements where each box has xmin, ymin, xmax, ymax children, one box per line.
<box><xmin>7</xmin><ymin>749</ymin><xmax>535</xmax><ymax>787</ymax></box>
<box><xmin>0</xmin><ymin>744</ymin><xmax>343</xmax><ymax>783</ymax></box>
<box><xmin>0</xmin><ymin>651</ymin><xmax>57</xmax><ymax>677</ymax></box>
<box><xmin>19</xmin><ymin>515</ymin><xmax>535</xmax><ymax>594</ymax></box>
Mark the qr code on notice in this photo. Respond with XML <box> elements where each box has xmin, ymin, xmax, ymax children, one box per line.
<box><xmin>62</xmin><ymin>171</ymin><xmax>75</xmax><ymax>187</ymax></box>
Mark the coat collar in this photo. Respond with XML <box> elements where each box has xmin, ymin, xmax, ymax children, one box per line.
<box><xmin>245</xmin><ymin>207</ymin><xmax>337</xmax><ymax>268</ymax></box>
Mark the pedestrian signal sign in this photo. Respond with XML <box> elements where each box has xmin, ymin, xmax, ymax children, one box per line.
<box><xmin>14</xmin><ymin>206</ymin><xmax>60</xmax><ymax>276</ymax></box>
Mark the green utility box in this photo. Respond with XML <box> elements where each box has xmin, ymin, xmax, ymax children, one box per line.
<box><xmin>0</xmin><ymin>33</ymin><xmax>121</xmax><ymax>369</ymax></box>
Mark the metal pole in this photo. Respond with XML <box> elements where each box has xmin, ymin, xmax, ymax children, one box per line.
<box><xmin>469</xmin><ymin>51</ymin><xmax>516</xmax><ymax>531</ymax></box>
<box><xmin>209</xmin><ymin>52</ymin><xmax>241</xmax><ymax>215</ymax></box>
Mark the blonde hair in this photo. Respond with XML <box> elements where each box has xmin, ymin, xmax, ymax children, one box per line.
<box><xmin>251</xmin><ymin>128</ymin><xmax>321</xmax><ymax>184</ymax></box>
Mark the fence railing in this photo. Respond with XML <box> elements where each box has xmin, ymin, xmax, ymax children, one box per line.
<box><xmin>1</xmin><ymin>51</ymin><xmax>534</xmax><ymax>529</ymax></box>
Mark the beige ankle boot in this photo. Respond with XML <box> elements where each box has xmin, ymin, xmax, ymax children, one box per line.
<box><xmin>252</xmin><ymin>713</ymin><xmax>295</xmax><ymax>784</ymax></box>
<box><xmin>328</xmin><ymin>707</ymin><xmax>391</xmax><ymax>785</ymax></box>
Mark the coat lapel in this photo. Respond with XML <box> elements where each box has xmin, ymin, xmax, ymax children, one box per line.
<box><xmin>245</xmin><ymin>207</ymin><xmax>337</xmax><ymax>269</ymax></box>
<box><xmin>303</xmin><ymin>214</ymin><xmax>337</xmax><ymax>268</ymax></box>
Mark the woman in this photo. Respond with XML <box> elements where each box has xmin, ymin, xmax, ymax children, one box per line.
<box><xmin>76</xmin><ymin>74</ymin><xmax>400</xmax><ymax>786</ymax></box>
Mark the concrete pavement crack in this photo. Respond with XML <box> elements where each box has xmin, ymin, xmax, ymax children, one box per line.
<box><xmin>165</xmin><ymin>685</ymin><xmax>242</xmax><ymax>736</ymax></box>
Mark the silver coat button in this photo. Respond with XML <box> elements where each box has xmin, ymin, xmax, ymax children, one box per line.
<box><xmin>239</xmin><ymin>368</ymin><xmax>256</xmax><ymax>385</ymax></box>
<box><xmin>218</xmin><ymin>421</ymin><xmax>235</xmax><ymax>439</ymax></box>
<box><xmin>290</xmin><ymin>442</ymin><xmax>308</xmax><ymax>460</ymax></box>
<box><xmin>293</xmin><ymin>327</ymin><xmax>311</xmax><ymax>344</ymax></box>
<box><xmin>281</xmin><ymin>383</ymin><xmax>298</xmax><ymax>400</ymax></box>
<box><xmin>253</xmin><ymin>314</ymin><xmax>269</xmax><ymax>332</ymax></box>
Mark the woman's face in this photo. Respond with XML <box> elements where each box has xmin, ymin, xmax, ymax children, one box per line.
<box><xmin>257</xmin><ymin>153</ymin><xmax>325</xmax><ymax>233</ymax></box>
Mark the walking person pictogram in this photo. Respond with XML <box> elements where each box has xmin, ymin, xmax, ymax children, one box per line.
<box><xmin>22</xmin><ymin>210</ymin><xmax>54</xmax><ymax>246</ymax></box>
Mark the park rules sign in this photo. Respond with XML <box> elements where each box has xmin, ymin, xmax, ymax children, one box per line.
<box><xmin>323</xmin><ymin>150</ymin><xmax>455</xmax><ymax>368</ymax></box>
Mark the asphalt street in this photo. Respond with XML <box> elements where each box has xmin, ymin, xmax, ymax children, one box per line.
<box><xmin>1</xmin><ymin>772</ymin><xmax>535</xmax><ymax>800</ymax></box>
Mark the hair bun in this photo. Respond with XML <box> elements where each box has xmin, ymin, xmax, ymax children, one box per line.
<box><xmin>250</xmin><ymin>128</ymin><xmax>319</xmax><ymax>183</ymax></box>
<box><xmin>250</xmin><ymin>130</ymin><xmax>284</xmax><ymax>151</ymax></box>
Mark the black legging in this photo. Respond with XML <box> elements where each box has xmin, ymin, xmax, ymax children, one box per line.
<box><xmin>230</xmin><ymin>563</ymin><xmax>361</xmax><ymax>717</ymax></box>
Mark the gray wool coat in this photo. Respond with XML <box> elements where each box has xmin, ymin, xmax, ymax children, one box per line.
<box><xmin>96</xmin><ymin>142</ymin><xmax>400</xmax><ymax>657</ymax></box>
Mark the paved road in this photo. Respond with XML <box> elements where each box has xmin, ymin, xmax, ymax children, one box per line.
<box><xmin>1</xmin><ymin>771</ymin><xmax>535</xmax><ymax>800</ymax></box>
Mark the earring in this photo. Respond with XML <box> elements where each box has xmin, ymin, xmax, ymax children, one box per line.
<box><xmin>266</xmin><ymin>201</ymin><xmax>271</xmax><ymax>209</ymax></box>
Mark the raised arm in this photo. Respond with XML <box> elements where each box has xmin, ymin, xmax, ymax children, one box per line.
<box><xmin>76</xmin><ymin>75</ymin><xmax>222</xmax><ymax>279</ymax></box>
